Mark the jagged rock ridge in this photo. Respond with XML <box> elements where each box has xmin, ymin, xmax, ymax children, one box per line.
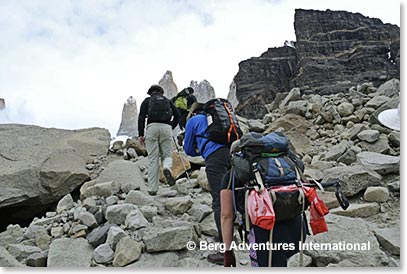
<box><xmin>190</xmin><ymin>80</ymin><xmax>216</xmax><ymax>103</ymax></box>
<box><xmin>232</xmin><ymin>9</ymin><xmax>400</xmax><ymax>118</ymax></box>
<box><xmin>158</xmin><ymin>71</ymin><xmax>178</xmax><ymax>99</ymax></box>
<box><xmin>116</xmin><ymin>96</ymin><xmax>138</xmax><ymax>137</ymax></box>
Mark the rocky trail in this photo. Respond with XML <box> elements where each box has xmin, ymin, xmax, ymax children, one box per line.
<box><xmin>0</xmin><ymin>77</ymin><xmax>400</xmax><ymax>267</ymax></box>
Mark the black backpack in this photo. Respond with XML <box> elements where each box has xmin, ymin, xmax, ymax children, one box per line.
<box><xmin>148</xmin><ymin>94</ymin><xmax>173</xmax><ymax>122</ymax></box>
<box><xmin>202</xmin><ymin>98</ymin><xmax>243</xmax><ymax>145</ymax></box>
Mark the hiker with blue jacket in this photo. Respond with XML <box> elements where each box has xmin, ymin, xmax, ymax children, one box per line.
<box><xmin>183</xmin><ymin>102</ymin><xmax>231</xmax><ymax>265</ymax></box>
<box><xmin>138</xmin><ymin>85</ymin><xmax>180</xmax><ymax>196</ymax></box>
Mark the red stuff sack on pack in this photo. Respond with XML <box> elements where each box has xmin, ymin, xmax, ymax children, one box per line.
<box><xmin>247</xmin><ymin>188</ymin><xmax>275</xmax><ymax>230</ymax></box>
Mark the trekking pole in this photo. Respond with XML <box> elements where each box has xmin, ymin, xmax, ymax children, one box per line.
<box><xmin>172</xmin><ymin>135</ymin><xmax>192</xmax><ymax>183</ymax></box>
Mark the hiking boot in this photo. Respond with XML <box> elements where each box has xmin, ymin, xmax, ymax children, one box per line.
<box><xmin>163</xmin><ymin>168</ymin><xmax>176</xmax><ymax>186</ymax></box>
<box><xmin>207</xmin><ymin>252</ymin><xmax>224</xmax><ymax>265</ymax></box>
<box><xmin>148</xmin><ymin>190</ymin><xmax>157</xmax><ymax>196</ymax></box>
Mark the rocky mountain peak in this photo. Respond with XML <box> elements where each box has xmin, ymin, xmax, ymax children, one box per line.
<box><xmin>116</xmin><ymin>96</ymin><xmax>138</xmax><ymax>137</ymax></box>
<box><xmin>231</xmin><ymin>9</ymin><xmax>400</xmax><ymax>119</ymax></box>
<box><xmin>158</xmin><ymin>71</ymin><xmax>178</xmax><ymax>99</ymax></box>
<box><xmin>190</xmin><ymin>80</ymin><xmax>216</xmax><ymax>103</ymax></box>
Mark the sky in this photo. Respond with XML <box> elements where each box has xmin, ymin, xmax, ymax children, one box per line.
<box><xmin>0</xmin><ymin>0</ymin><xmax>401</xmax><ymax>138</ymax></box>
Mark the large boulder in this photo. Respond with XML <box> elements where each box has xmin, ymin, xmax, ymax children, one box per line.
<box><xmin>142</xmin><ymin>226</ymin><xmax>195</xmax><ymax>252</ymax></box>
<box><xmin>303</xmin><ymin>214</ymin><xmax>388</xmax><ymax>266</ymax></box>
<box><xmin>0</xmin><ymin>125</ymin><xmax>110</xmax><ymax>217</ymax></box>
<box><xmin>90</xmin><ymin>159</ymin><xmax>147</xmax><ymax>192</ymax></box>
<box><xmin>47</xmin><ymin>238</ymin><xmax>94</xmax><ymax>267</ymax></box>
<box><xmin>356</xmin><ymin>151</ymin><xmax>400</xmax><ymax>175</ymax></box>
<box><xmin>322</xmin><ymin>165</ymin><xmax>382</xmax><ymax>196</ymax></box>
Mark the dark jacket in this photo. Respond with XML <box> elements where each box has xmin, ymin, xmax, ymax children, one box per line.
<box><xmin>138</xmin><ymin>94</ymin><xmax>180</xmax><ymax>137</ymax></box>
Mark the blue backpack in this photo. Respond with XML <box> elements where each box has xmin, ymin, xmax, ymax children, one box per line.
<box><xmin>233</xmin><ymin>132</ymin><xmax>303</xmax><ymax>186</ymax></box>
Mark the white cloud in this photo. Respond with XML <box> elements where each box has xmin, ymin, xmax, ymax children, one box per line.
<box><xmin>0</xmin><ymin>0</ymin><xmax>400</xmax><ymax>137</ymax></box>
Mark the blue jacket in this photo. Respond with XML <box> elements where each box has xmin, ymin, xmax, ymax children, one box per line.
<box><xmin>184</xmin><ymin>113</ymin><xmax>226</xmax><ymax>160</ymax></box>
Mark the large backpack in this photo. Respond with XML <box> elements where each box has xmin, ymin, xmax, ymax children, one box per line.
<box><xmin>232</xmin><ymin>132</ymin><xmax>309</xmax><ymax>222</ymax></box>
<box><xmin>202</xmin><ymin>98</ymin><xmax>243</xmax><ymax>145</ymax></box>
<box><xmin>148</xmin><ymin>94</ymin><xmax>173</xmax><ymax>122</ymax></box>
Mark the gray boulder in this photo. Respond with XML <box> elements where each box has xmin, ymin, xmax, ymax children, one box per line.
<box><xmin>93</xmin><ymin>243</ymin><xmax>114</xmax><ymax>264</ymax></box>
<box><xmin>127</xmin><ymin>252</ymin><xmax>179</xmax><ymax>267</ymax></box>
<box><xmin>357</xmin><ymin>130</ymin><xmax>380</xmax><ymax>143</ymax></box>
<box><xmin>0</xmin><ymin>246</ymin><xmax>24</xmax><ymax>267</ymax></box>
<box><xmin>86</xmin><ymin>224</ymin><xmax>116</xmax><ymax>247</ymax></box>
<box><xmin>7</xmin><ymin>244</ymin><xmax>42</xmax><ymax>261</ymax></box>
<box><xmin>26</xmin><ymin>251</ymin><xmax>48</xmax><ymax>267</ymax></box>
<box><xmin>78</xmin><ymin>212</ymin><xmax>98</xmax><ymax>229</ymax></box>
<box><xmin>198</xmin><ymin>213</ymin><xmax>218</xmax><ymax>237</ymax></box>
<box><xmin>337</xmin><ymin>102</ymin><xmax>354</xmax><ymax>117</ymax></box>
<box><xmin>0</xmin><ymin>125</ymin><xmax>109</xmax><ymax>210</ymax></box>
<box><xmin>125</xmin><ymin>208</ymin><xmax>149</xmax><ymax>230</ymax></box>
<box><xmin>373</xmin><ymin>227</ymin><xmax>400</xmax><ymax>255</ymax></box>
<box><xmin>105</xmin><ymin>204</ymin><xmax>138</xmax><ymax>225</ymax></box>
<box><xmin>197</xmin><ymin>167</ymin><xmax>210</xmax><ymax>192</ymax></box>
<box><xmin>322</xmin><ymin>165</ymin><xmax>382</xmax><ymax>196</ymax></box>
<box><xmin>330</xmin><ymin>203</ymin><xmax>380</xmax><ymax>218</ymax></box>
<box><xmin>356</xmin><ymin>151</ymin><xmax>400</xmax><ymax>175</ymax></box>
<box><xmin>365</xmin><ymin>95</ymin><xmax>390</xmax><ymax>108</ymax></box>
<box><xmin>47</xmin><ymin>238</ymin><xmax>94</xmax><ymax>267</ymax></box>
<box><xmin>92</xmin><ymin>160</ymin><xmax>147</xmax><ymax>192</ymax></box>
<box><xmin>106</xmin><ymin>226</ymin><xmax>127</xmax><ymax>250</ymax></box>
<box><xmin>303</xmin><ymin>214</ymin><xmax>388</xmax><ymax>266</ymax></box>
<box><xmin>187</xmin><ymin>204</ymin><xmax>213</xmax><ymax>222</ymax></box>
<box><xmin>376</xmin><ymin>78</ymin><xmax>400</xmax><ymax>97</ymax></box>
<box><xmin>56</xmin><ymin>194</ymin><xmax>75</xmax><ymax>214</ymax></box>
<box><xmin>359</xmin><ymin>135</ymin><xmax>391</xmax><ymax>154</ymax></box>
<box><xmin>80</xmin><ymin>180</ymin><xmax>121</xmax><ymax>198</ymax></box>
<box><xmin>143</xmin><ymin>226</ymin><xmax>195</xmax><ymax>252</ymax></box>
<box><xmin>125</xmin><ymin>190</ymin><xmax>165</xmax><ymax>214</ymax></box>
<box><xmin>363</xmin><ymin>187</ymin><xmax>390</xmax><ymax>203</ymax></box>
<box><xmin>112</xmin><ymin>237</ymin><xmax>143</xmax><ymax>267</ymax></box>
<box><xmin>279</xmin><ymin>87</ymin><xmax>301</xmax><ymax>109</ymax></box>
<box><xmin>164</xmin><ymin>197</ymin><xmax>193</xmax><ymax>215</ymax></box>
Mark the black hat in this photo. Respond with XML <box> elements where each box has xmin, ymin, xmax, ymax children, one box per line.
<box><xmin>147</xmin><ymin>85</ymin><xmax>164</xmax><ymax>95</ymax></box>
<box><xmin>187</xmin><ymin>87</ymin><xmax>194</xmax><ymax>94</ymax></box>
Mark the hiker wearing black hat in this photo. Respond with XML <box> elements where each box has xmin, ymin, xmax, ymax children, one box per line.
<box><xmin>138</xmin><ymin>85</ymin><xmax>180</xmax><ymax>196</ymax></box>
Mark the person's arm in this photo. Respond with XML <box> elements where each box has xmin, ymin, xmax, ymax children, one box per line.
<box><xmin>170</xmin><ymin>101</ymin><xmax>180</xmax><ymax>129</ymax></box>
<box><xmin>221</xmin><ymin>188</ymin><xmax>236</xmax><ymax>267</ymax></box>
<box><xmin>183</xmin><ymin>118</ymin><xmax>199</xmax><ymax>157</ymax></box>
<box><xmin>138</xmin><ymin>99</ymin><xmax>148</xmax><ymax>140</ymax></box>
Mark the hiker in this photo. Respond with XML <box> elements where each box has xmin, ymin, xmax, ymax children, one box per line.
<box><xmin>172</xmin><ymin>87</ymin><xmax>197</xmax><ymax>129</ymax></box>
<box><xmin>221</xmin><ymin>132</ymin><xmax>316</xmax><ymax>267</ymax></box>
<box><xmin>183</xmin><ymin>102</ymin><xmax>231</xmax><ymax>265</ymax></box>
<box><xmin>138</xmin><ymin>84</ymin><xmax>180</xmax><ymax>196</ymax></box>
<box><xmin>221</xmin><ymin>170</ymin><xmax>306</xmax><ymax>267</ymax></box>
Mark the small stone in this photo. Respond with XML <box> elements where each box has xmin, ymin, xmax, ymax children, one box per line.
<box><xmin>93</xmin><ymin>243</ymin><xmax>114</xmax><ymax>264</ymax></box>
<box><xmin>50</xmin><ymin>227</ymin><xmax>64</xmax><ymax>238</ymax></box>
<box><xmin>106</xmin><ymin>196</ymin><xmax>119</xmax><ymax>205</ymax></box>
<box><xmin>86</xmin><ymin>164</ymin><xmax>96</xmax><ymax>170</ymax></box>
<box><xmin>363</xmin><ymin>187</ymin><xmax>390</xmax><ymax>203</ymax></box>
<box><xmin>56</xmin><ymin>194</ymin><xmax>75</xmax><ymax>214</ymax></box>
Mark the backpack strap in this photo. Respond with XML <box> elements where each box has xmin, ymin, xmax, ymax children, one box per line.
<box><xmin>252</xmin><ymin>162</ymin><xmax>265</xmax><ymax>193</ymax></box>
